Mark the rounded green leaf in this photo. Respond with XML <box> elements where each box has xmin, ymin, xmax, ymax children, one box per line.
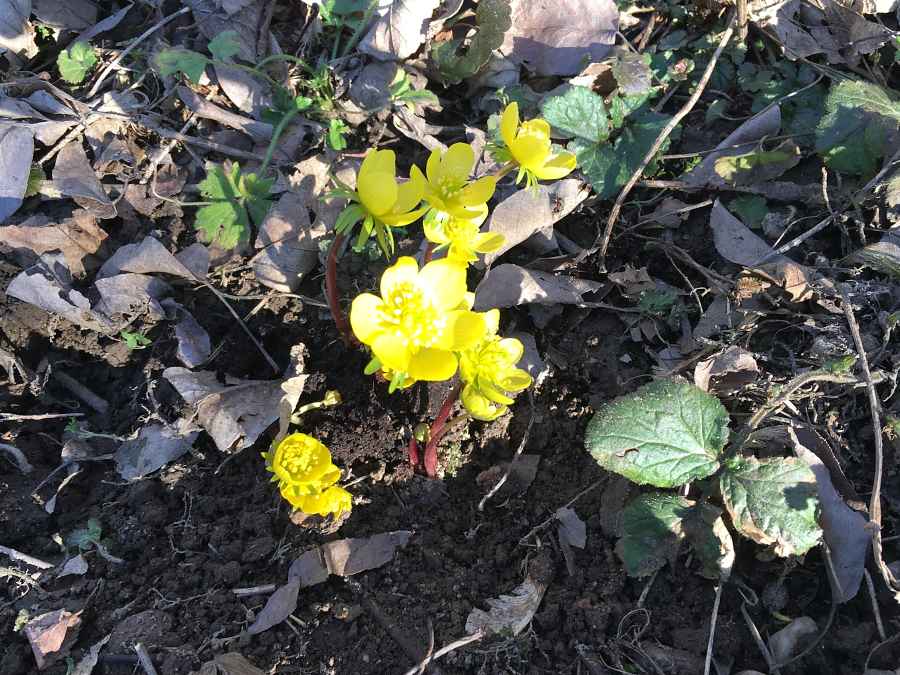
<box><xmin>585</xmin><ymin>379</ymin><xmax>729</xmax><ymax>488</ymax></box>
<box><xmin>719</xmin><ymin>456</ymin><xmax>822</xmax><ymax>557</ymax></box>
<box><xmin>616</xmin><ymin>493</ymin><xmax>692</xmax><ymax>577</ymax></box>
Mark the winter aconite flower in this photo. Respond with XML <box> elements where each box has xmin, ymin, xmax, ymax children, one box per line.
<box><xmin>350</xmin><ymin>256</ymin><xmax>487</xmax><ymax>390</ymax></box>
<box><xmin>423</xmin><ymin>209</ymin><xmax>505</xmax><ymax>265</ymax></box>
<box><xmin>263</xmin><ymin>433</ymin><xmax>352</xmax><ymax>517</ymax></box>
<box><xmin>459</xmin><ymin>310</ymin><xmax>532</xmax><ymax>421</ymax></box>
<box><xmin>333</xmin><ymin>149</ymin><xmax>427</xmax><ymax>256</ymax></box>
<box><xmin>412</xmin><ymin>143</ymin><xmax>497</xmax><ymax>222</ymax></box>
<box><xmin>497</xmin><ymin>102</ymin><xmax>576</xmax><ymax>188</ymax></box>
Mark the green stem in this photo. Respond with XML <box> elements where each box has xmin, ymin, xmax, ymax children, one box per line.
<box><xmin>256</xmin><ymin>53</ymin><xmax>313</xmax><ymax>74</ymax></box>
<box><xmin>210</xmin><ymin>59</ymin><xmax>283</xmax><ymax>91</ymax></box>
<box><xmin>339</xmin><ymin>0</ymin><xmax>380</xmax><ymax>58</ymax></box>
<box><xmin>259</xmin><ymin>108</ymin><xmax>302</xmax><ymax>176</ymax></box>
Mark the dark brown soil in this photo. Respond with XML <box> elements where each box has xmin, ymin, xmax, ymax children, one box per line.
<box><xmin>2</xmin><ymin>217</ymin><xmax>894</xmax><ymax>675</ymax></box>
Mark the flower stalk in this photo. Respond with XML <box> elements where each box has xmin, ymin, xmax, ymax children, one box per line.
<box><xmin>326</xmin><ymin>232</ymin><xmax>355</xmax><ymax>345</ymax></box>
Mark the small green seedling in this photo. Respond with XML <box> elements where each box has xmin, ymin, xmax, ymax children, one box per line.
<box><xmin>66</xmin><ymin>519</ymin><xmax>124</xmax><ymax>564</ymax></box>
<box><xmin>327</xmin><ymin>118</ymin><xmax>350</xmax><ymax>151</ymax></box>
<box><xmin>120</xmin><ymin>330</ymin><xmax>152</xmax><ymax>350</ymax></box>
<box><xmin>586</xmin><ymin>379</ymin><xmax>822</xmax><ymax>581</ymax></box>
<box><xmin>389</xmin><ymin>70</ymin><xmax>439</xmax><ymax>111</ymax></box>
<box><xmin>195</xmin><ymin>163</ymin><xmax>273</xmax><ymax>249</ymax></box>
<box><xmin>58</xmin><ymin>41</ymin><xmax>97</xmax><ymax>85</ymax></box>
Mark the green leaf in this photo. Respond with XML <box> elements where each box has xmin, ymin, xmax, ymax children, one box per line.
<box><xmin>155</xmin><ymin>48</ymin><xmax>209</xmax><ymax>84</ymax></box>
<box><xmin>617</xmin><ymin>493</ymin><xmax>691</xmax><ymax>577</ymax></box>
<box><xmin>195</xmin><ymin>164</ymin><xmax>273</xmax><ymax>249</ymax></box>
<box><xmin>729</xmin><ymin>195</ymin><xmax>768</xmax><ymax>229</ymax></box>
<box><xmin>573</xmin><ymin>112</ymin><xmax>673</xmax><ymax>200</ymax></box>
<box><xmin>540</xmin><ymin>86</ymin><xmax>610</xmax><ymax>143</ymax></box>
<box><xmin>719</xmin><ymin>456</ymin><xmax>822</xmax><ymax>557</ymax></box>
<box><xmin>815</xmin><ymin>80</ymin><xmax>900</xmax><ymax>176</ymax></box>
<box><xmin>585</xmin><ymin>379</ymin><xmax>729</xmax><ymax>488</ymax></box>
<box><xmin>25</xmin><ymin>165</ymin><xmax>45</xmax><ymax>198</ymax></box>
<box><xmin>208</xmin><ymin>31</ymin><xmax>242</xmax><ymax>61</ymax></box>
<box><xmin>683</xmin><ymin>503</ymin><xmax>735</xmax><ymax>581</ymax></box>
<box><xmin>431</xmin><ymin>0</ymin><xmax>511</xmax><ymax>85</ymax></box>
<box><xmin>713</xmin><ymin>140</ymin><xmax>801</xmax><ymax>186</ymax></box>
<box><xmin>609</xmin><ymin>50</ymin><xmax>653</xmax><ymax>97</ymax></box>
<box><xmin>328</xmin><ymin>118</ymin><xmax>349</xmax><ymax>150</ymax></box>
<box><xmin>57</xmin><ymin>41</ymin><xmax>97</xmax><ymax>85</ymax></box>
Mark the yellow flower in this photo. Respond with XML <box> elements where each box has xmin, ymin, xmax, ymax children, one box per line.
<box><xmin>423</xmin><ymin>207</ymin><xmax>505</xmax><ymax>265</ymax></box>
<box><xmin>499</xmin><ymin>102</ymin><xmax>576</xmax><ymax>187</ymax></box>
<box><xmin>263</xmin><ymin>433</ymin><xmax>351</xmax><ymax>517</ymax></box>
<box><xmin>334</xmin><ymin>149</ymin><xmax>427</xmax><ymax>256</ymax></box>
<box><xmin>350</xmin><ymin>256</ymin><xmax>487</xmax><ymax>388</ymax></box>
<box><xmin>412</xmin><ymin>143</ymin><xmax>497</xmax><ymax>221</ymax></box>
<box><xmin>459</xmin><ymin>309</ymin><xmax>533</xmax><ymax>421</ymax></box>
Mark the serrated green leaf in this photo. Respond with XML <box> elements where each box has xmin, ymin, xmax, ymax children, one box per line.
<box><xmin>585</xmin><ymin>379</ymin><xmax>729</xmax><ymax>487</ymax></box>
<box><xmin>815</xmin><ymin>80</ymin><xmax>900</xmax><ymax>176</ymax></box>
<box><xmin>573</xmin><ymin>112</ymin><xmax>673</xmax><ymax>200</ymax></box>
<box><xmin>713</xmin><ymin>140</ymin><xmax>801</xmax><ymax>186</ymax></box>
<box><xmin>719</xmin><ymin>456</ymin><xmax>822</xmax><ymax>557</ymax></box>
<box><xmin>729</xmin><ymin>195</ymin><xmax>768</xmax><ymax>229</ymax></box>
<box><xmin>57</xmin><ymin>41</ymin><xmax>97</xmax><ymax>85</ymax></box>
<box><xmin>195</xmin><ymin>164</ymin><xmax>272</xmax><ymax>249</ymax></box>
<box><xmin>431</xmin><ymin>0</ymin><xmax>511</xmax><ymax>85</ymax></box>
<box><xmin>617</xmin><ymin>493</ymin><xmax>691</xmax><ymax>577</ymax></box>
<box><xmin>540</xmin><ymin>86</ymin><xmax>609</xmax><ymax>143</ymax></box>
<box><xmin>208</xmin><ymin>31</ymin><xmax>242</xmax><ymax>61</ymax></box>
<box><xmin>155</xmin><ymin>48</ymin><xmax>209</xmax><ymax>84</ymax></box>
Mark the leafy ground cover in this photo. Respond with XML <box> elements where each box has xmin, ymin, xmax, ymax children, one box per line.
<box><xmin>1</xmin><ymin>1</ymin><xmax>900</xmax><ymax>674</ymax></box>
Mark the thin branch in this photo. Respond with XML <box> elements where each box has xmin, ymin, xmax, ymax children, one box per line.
<box><xmin>0</xmin><ymin>545</ymin><xmax>54</xmax><ymax>570</ymax></box>
<box><xmin>579</xmin><ymin>12</ymin><xmax>737</xmax><ymax>270</ymax></box>
<box><xmin>401</xmin><ymin>633</ymin><xmax>484</xmax><ymax>675</ymax></box>
<box><xmin>478</xmin><ymin>392</ymin><xmax>535</xmax><ymax>511</ymax></box>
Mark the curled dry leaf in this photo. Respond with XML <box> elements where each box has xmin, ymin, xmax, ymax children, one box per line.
<box><xmin>789</xmin><ymin>426</ymin><xmax>869</xmax><ymax>603</ymax></box>
<box><xmin>0</xmin><ymin>0</ymin><xmax>38</xmax><ymax>59</ymax></box>
<box><xmin>52</xmin><ymin>141</ymin><xmax>116</xmax><ymax>219</ymax></box>
<box><xmin>32</xmin><ymin>0</ymin><xmax>96</xmax><ymax>31</ymax></box>
<box><xmin>466</xmin><ymin>552</ymin><xmax>553</xmax><ymax>636</ymax></box>
<box><xmin>57</xmin><ymin>554</ymin><xmax>89</xmax><ymax>578</ymax></box>
<box><xmin>24</xmin><ymin>609</ymin><xmax>83</xmax><ymax>670</ymax></box>
<box><xmin>70</xmin><ymin>635</ymin><xmax>109</xmax><ymax>675</ymax></box>
<box><xmin>247</xmin><ymin>579</ymin><xmax>300</xmax><ymax>635</ymax></box>
<box><xmin>98</xmin><ymin>237</ymin><xmax>209</xmax><ymax>280</ymax></box>
<box><xmin>848</xmin><ymin>232</ymin><xmax>900</xmax><ymax>280</ymax></box>
<box><xmin>0</xmin><ymin>211</ymin><xmax>108</xmax><ymax>276</ymax></box>
<box><xmin>556</xmin><ymin>507</ymin><xmax>586</xmax><ymax>548</ymax></box>
<box><xmin>693</xmin><ymin>346</ymin><xmax>759</xmax><ymax>395</ymax></box>
<box><xmin>94</xmin><ymin>273</ymin><xmax>171</xmax><ymax>322</ymax></box>
<box><xmin>0</xmin><ymin>125</ymin><xmax>34</xmax><ymax>221</ymax></box>
<box><xmin>115</xmin><ymin>424</ymin><xmax>199</xmax><ymax>480</ymax></box>
<box><xmin>359</xmin><ymin>0</ymin><xmax>442</xmax><ymax>61</ymax></box>
<box><xmin>483</xmin><ymin>179</ymin><xmax>590</xmax><ymax>265</ymax></box>
<box><xmin>288</xmin><ymin>531</ymin><xmax>413</xmax><ymax>587</ymax></box>
<box><xmin>198</xmin><ymin>652</ymin><xmax>266</xmax><ymax>675</ymax></box>
<box><xmin>474</xmin><ymin>263</ymin><xmax>602</xmax><ymax>310</ymax></box>
<box><xmin>500</xmin><ymin>0</ymin><xmax>618</xmax><ymax>76</ymax></box>
<box><xmin>710</xmin><ymin>200</ymin><xmax>814</xmax><ymax>302</ymax></box>
<box><xmin>768</xmin><ymin>616</ymin><xmax>818</xmax><ymax>663</ymax></box>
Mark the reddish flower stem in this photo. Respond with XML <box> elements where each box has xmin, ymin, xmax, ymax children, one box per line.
<box><xmin>423</xmin><ymin>242</ymin><xmax>435</xmax><ymax>264</ymax></box>
<box><xmin>326</xmin><ymin>232</ymin><xmax>354</xmax><ymax>345</ymax></box>
<box><xmin>407</xmin><ymin>435</ymin><xmax>420</xmax><ymax>469</ymax></box>
<box><xmin>422</xmin><ymin>382</ymin><xmax>462</xmax><ymax>477</ymax></box>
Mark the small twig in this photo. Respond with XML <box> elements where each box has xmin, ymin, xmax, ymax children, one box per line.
<box><xmin>636</xmin><ymin>569</ymin><xmax>659</xmax><ymax>608</ymax></box>
<box><xmin>139</xmin><ymin>119</ymin><xmax>267</xmax><ymax>163</ymax></box>
<box><xmin>864</xmin><ymin>569</ymin><xmax>887</xmax><ymax>642</ymax></box>
<box><xmin>703</xmin><ymin>583</ymin><xmax>724</xmax><ymax>675</ymax></box>
<box><xmin>416</xmin><ymin>619</ymin><xmax>436</xmax><ymax>675</ymax></box>
<box><xmin>478</xmin><ymin>392</ymin><xmax>535</xmax><ymax>511</ymax></box>
<box><xmin>518</xmin><ymin>480</ymin><xmax>603</xmax><ymax>546</ymax></box>
<box><xmin>88</xmin><ymin>7</ymin><xmax>191</xmax><ymax>98</ymax></box>
<box><xmin>579</xmin><ymin>12</ymin><xmax>737</xmax><ymax>270</ymax></box>
<box><xmin>0</xmin><ymin>545</ymin><xmax>54</xmax><ymax>570</ymax></box>
<box><xmin>53</xmin><ymin>371</ymin><xmax>109</xmax><ymax>415</ymax></box>
<box><xmin>0</xmin><ymin>443</ymin><xmax>33</xmax><ymax>473</ymax></box>
<box><xmin>754</xmin><ymin>215</ymin><xmax>833</xmax><ymax>265</ymax></box>
<box><xmin>231</xmin><ymin>584</ymin><xmax>277</xmax><ymax>598</ymax></box>
<box><xmin>401</xmin><ymin>633</ymin><xmax>484</xmax><ymax>675</ymax></box>
<box><xmin>0</xmin><ymin>412</ymin><xmax>84</xmax><ymax>422</ymax></box>
<box><xmin>740</xmin><ymin>602</ymin><xmax>780</xmax><ymax>675</ymax></box>
<box><xmin>840</xmin><ymin>284</ymin><xmax>899</xmax><ymax>596</ymax></box>
<box><xmin>133</xmin><ymin>643</ymin><xmax>159</xmax><ymax>675</ymax></box>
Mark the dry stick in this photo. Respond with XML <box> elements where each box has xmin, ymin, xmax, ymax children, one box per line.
<box><xmin>139</xmin><ymin>119</ymin><xmax>267</xmax><ymax>162</ymax></box>
<box><xmin>416</xmin><ymin>620</ymin><xmax>436</xmax><ymax>675</ymax></box>
<box><xmin>231</xmin><ymin>584</ymin><xmax>276</xmax><ymax>598</ymax></box>
<box><xmin>0</xmin><ymin>545</ymin><xmax>54</xmax><ymax>570</ymax></box>
<box><xmin>0</xmin><ymin>443</ymin><xmax>32</xmax><ymax>473</ymax></box>
<box><xmin>864</xmin><ymin>569</ymin><xmax>887</xmax><ymax>642</ymax></box>
<box><xmin>839</xmin><ymin>284</ymin><xmax>899</xmax><ymax>596</ymax></box>
<box><xmin>0</xmin><ymin>412</ymin><xmax>84</xmax><ymax>422</ymax></box>
<box><xmin>578</xmin><ymin>12</ymin><xmax>737</xmax><ymax>270</ymax></box>
<box><xmin>478</xmin><ymin>392</ymin><xmax>535</xmax><ymax>511</ymax></box>
<box><xmin>401</xmin><ymin>633</ymin><xmax>484</xmax><ymax>675</ymax></box>
<box><xmin>87</xmin><ymin>7</ymin><xmax>191</xmax><ymax>98</ymax></box>
<box><xmin>703</xmin><ymin>583</ymin><xmax>724</xmax><ymax>675</ymax></box>
<box><xmin>53</xmin><ymin>371</ymin><xmax>109</xmax><ymax>415</ymax></box>
<box><xmin>133</xmin><ymin>643</ymin><xmax>160</xmax><ymax>675</ymax></box>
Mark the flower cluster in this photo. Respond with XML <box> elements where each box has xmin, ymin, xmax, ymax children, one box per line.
<box><xmin>263</xmin><ymin>433</ymin><xmax>352</xmax><ymax>518</ymax></box>
<box><xmin>341</xmin><ymin>103</ymin><xmax>572</xmax><ymax>417</ymax></box>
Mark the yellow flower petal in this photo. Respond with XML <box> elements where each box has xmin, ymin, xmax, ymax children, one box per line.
<box><xmin>511</xmin><ymin>134</ymin><xmax>550</xmax><ymax>172</ymax></box>
<box><xmin>418</xmin><ymin>258</ymin><xmax>467</xmax><ymax>311</ymax></box>
<box><xmin>462</xmin><ymin>384</ymin><xmax>503</xmax><ymax>421</ymax></box>
<box><xmin>497</xmin><ymin>337</ymin><xmax>524</xmax><ymax>363</ymax></box>
<box><xmin>358</xmin><ymin>170</ymin><xmax>397</xmax><ymax>217</ymax></box>
<box><xmin>532</xmin><ymin>151</ymin><xmax>577</xmax><ymax>180</ymax></box>
<box><xmin>380</xmin><ymin>206</ymin><xmax>427</xmax><ymax>227</ymax></box>
<box><xmin>458</xmin><ymin>176</ymin><xmax>497</xmax><ymax>207</ymax></box>
<box><xmin>349</xmin><ymin>293</ymin><xmax>384</xmax><ymax>345</ymax></box>
<box><xmin>408</xmin><ymin>348</ymin><xmax>458</xmax><ymax>381</ymax></box>
<box><xmin>423</xmin><ymin>215</ymin><xmax>449</xmax><ymax>245</ymax></box>
<box><xmin>442</xmin><ymin>143</ymin><xmax>475</xmax><ymax>183</ymax></box>
<box><xmin>473</xmin><ymin>232</ymin><xmax>505</xmax><ymax>253</ymax></box>
<box><xmin>372</xmin><ymin>331</ymin><xmax>410</xmax><ymax>372</ymax></box>
<box><xmin>445</xmin><ymin>310</ymin><xmax>489</xmax><ymax>351</ymax></box>
<box><xmin>425</xmin><ymin>148</ymin><xmax>442</xmax><ymax>184</ymax></box>
<box><xmin>500</xmin><ymin>102</ymin><xmax>519</xmax><ymax>149</ymax></box>
<box><xmin>392</xmin><ymin>169</ymin><xmax>425</xmax><ymax>215</ymax></box>
<box><xmin>360</xmin><ymin>148</ymin><xmax>395</xmax><ymax>179</ymax></box>
<box><xmin>500</xmin><ymin>368</ymin><xmax>533</xmax><ymax>391</ymax></box>
<box><xmin>483</xmin><ymin>308</ymin><xmax>500</xmax><ymax>335</ymax></box>
<box><xmin>293</xmin><ymin>485</ymin><xmax>353</xmax><ymax>517</ymax></box>
<box><xmin>379</xmin><ymin>256</ymin><xmax>419</xmax><ymax>297</ymax></box>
